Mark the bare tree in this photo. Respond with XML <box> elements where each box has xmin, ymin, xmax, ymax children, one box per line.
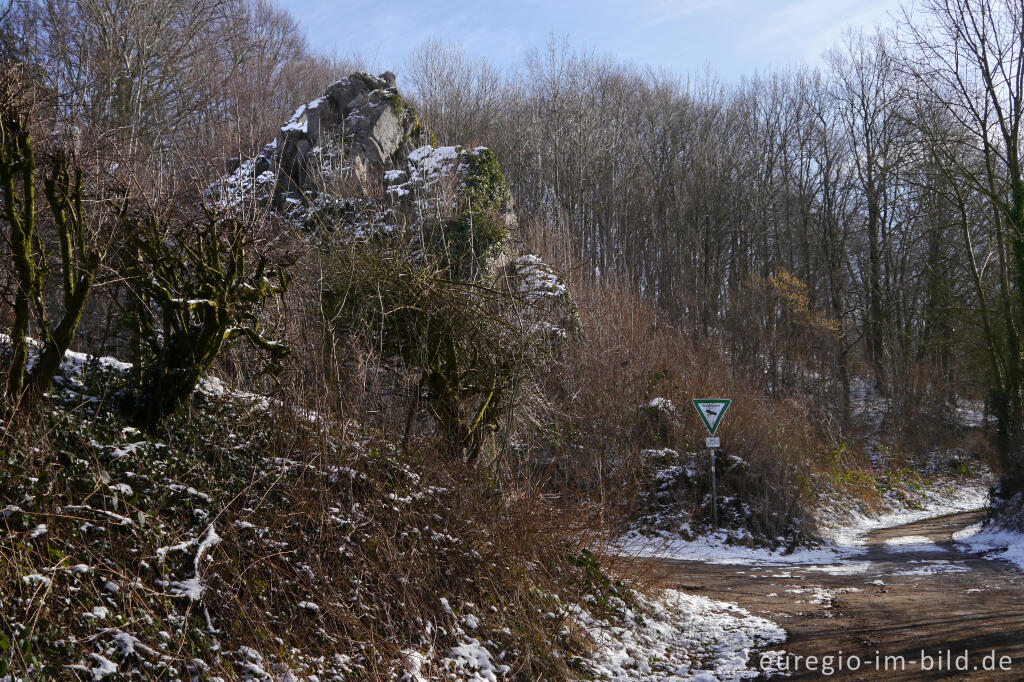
<box><xmin>828</xmin><ymin>29</ymin><xmax>910</xmax><ymax>397</ymax></box>
<box><xmin>0</xmin><ymin>65</ymin><xmax>110</xmax><ymax>405</ymax></box>
<box><xmin>901</xmin><ymin>0</ymin><xmax>1024</xmax><ymax>471</ymax></box>
<box><xmin>405</xmin><ymin>38</ymin><xmax>502</xmax><ymax>146</ymax></box>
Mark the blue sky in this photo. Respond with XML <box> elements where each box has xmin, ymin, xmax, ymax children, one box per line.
<box><xmin>285</xmin><ymin>0</ymin><xmax>905</xmax><ymax>83</ymax></box>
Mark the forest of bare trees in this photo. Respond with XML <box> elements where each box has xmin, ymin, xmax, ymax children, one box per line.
<box><xmin>407</xmin><ymin>1</ymin><xmax>1024</xmax><ymax>479</ymax></box>
<box><xmin>1</xmin><ymin>0</ymin><xmax>1023</xmax><ymax>470</ymax></box>
<box><xmin>5</xmin><ymin>0</ymin><xmax>1024</xmax><ymax>677</ymax></box>
<box><xmin>1</xmin><ymin>0</ymin><xmax>358</xmax><ymax>170</ymax></box>
<box><xmin>1</xmin><ymin>0</ymin><xmax>1022</xmax><ymax>459</ymax></box>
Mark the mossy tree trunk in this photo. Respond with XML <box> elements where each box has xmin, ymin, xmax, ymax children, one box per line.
<box><xmin>0</xmin><ymin>123</ymin><xmax>36</xmax><ymax>401</ymax></box>
<box><xmin>28</xmin><ymin>162</ymin><xmax>102</xmax><ymax>394</ymax></box>
<box><xmin>0</xmin><ymin>107</ymin><xmax>101</xmax><ymax>408</ymax></box>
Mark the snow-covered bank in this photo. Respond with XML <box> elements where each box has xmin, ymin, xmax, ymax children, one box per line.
<box><xmin>818</xmin><ymin>478</ymin><xmax>991</xmax><ymax>545</ymax></box>
<box><xmin>577</xmin><ymin>589</ymin><xmax>786</xmax><ymax>681</ymax></box>
<box><xmin>616</xmin><ymin>528</ymin><xmax>846</xmax><ymax>566</ymax></box>
<box><xmin>954</xmin><ymin>525</ymin><xmax>1024</xmax><ymax>570</ymax></box>
<box><xmin>949</xmin><ymin>480</ymin><xmax>1024</xmax><ymax>572</ymax></box>
<box><xmin>953</xmin><ymin>516</ymin><xmax>1024</xmax><ymax>572</ymax></box>
<box><xmin>617</xmin><ymin>476</ymin><xmax>992</xmax><ymax>566</ymax></box>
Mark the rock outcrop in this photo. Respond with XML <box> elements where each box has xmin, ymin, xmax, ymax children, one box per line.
<box><xmin>274</xmin><ymin>71</ymin><xmax>422</xmax><ymax>195</ymax></box>
<box><xmin>213</xmin><ymin>70</ymin><xmax>575</xmax><ymax>337</ymax></box>
<box><xmin>216</xmin><ymin>72</ymin><xmax>518</xmax><ymax>272</ymax></box>
<box><xmin>217</xmin><ymin>72</ymin><xmax>424</xmax><ymax>208</ymax></box>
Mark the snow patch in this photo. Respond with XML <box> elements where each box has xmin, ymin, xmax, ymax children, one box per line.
<box><xmin>892</xmin><ymin>560</ymin><xmax>970</xmax><ymax>575</ymax></box>
<box><xmin>884</xmin><ymin>535</ymin><xmax>935</xmax><ymax>546</ymax></box>
<box><xmin>618</xmin><ymin>476</ymin><xmax>990</xmax><ymax>567</ymax></box>
<box><xmin>576</xmin><ymin>589</ymin><xmax>786</xmax><ymax>680</ymax></box>
<box><xmin>957</xmin><ymin>524</ymin><xmax>1024</xmax><ymax>571</ymax></box>
<box><xmin>157</xmin><ymin>523</ymin><xmax>221</xmax><ymax>602</ymax></box>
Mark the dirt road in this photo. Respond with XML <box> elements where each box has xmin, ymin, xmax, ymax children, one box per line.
<box><xmin>649</xmin><ymin>511</ymin><xmax>1024</xmax><ymax>680</ymax></box>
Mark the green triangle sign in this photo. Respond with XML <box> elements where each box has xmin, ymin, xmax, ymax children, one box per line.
<box><xmin>692</xmin><ymin>398</ymin><xmax>731</xmax><ymax>436</ymax></box>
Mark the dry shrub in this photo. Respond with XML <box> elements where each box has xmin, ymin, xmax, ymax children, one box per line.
<box><xmin>0</xmin><ymin>366</ymin><xmax>615</xmax><ymax>679</ymax></box>
<box><xmin>513</xmin><ymin>265</ymin><xmax>837</xmax><ymax>544</ymax></box>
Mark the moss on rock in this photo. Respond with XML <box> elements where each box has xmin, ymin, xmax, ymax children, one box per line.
<box><xmin>445</xmin><ymin>148</ymin><xmax>513</xmax><ymax>277</ymax></box>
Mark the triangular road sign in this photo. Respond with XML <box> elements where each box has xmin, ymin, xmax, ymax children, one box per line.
<box><xmin>692</xmin><ymin>398</ymin><xmax>731</xmax><ymax>436</ymax></box>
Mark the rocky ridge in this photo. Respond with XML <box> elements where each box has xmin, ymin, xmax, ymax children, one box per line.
<box><xmin>215</xmin><ymin>70</ymin><xmax>575</xmax><ymax>331</ymax></box>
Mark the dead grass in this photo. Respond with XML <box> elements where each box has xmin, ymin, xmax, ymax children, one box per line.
<box><xmin>0</xmin><ymin>356</ymin><xmax>630</xmax><ymax>680</ymax></box>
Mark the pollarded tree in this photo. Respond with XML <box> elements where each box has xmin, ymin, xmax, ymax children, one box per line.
<box><xmin>125</xmin><ymin>203</ymin><xmax>289</xmax><ymax>428</ymax></box>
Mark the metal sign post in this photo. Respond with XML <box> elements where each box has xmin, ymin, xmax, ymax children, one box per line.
<box><xmin>709</xmin><ymin>440</ymin><xmax>718</xmax><ymax>527</ymax></box>
<box><xmin>692</xmin><ymin>399</ymin><xmax>731</xmax><ymax>528</ymax></box>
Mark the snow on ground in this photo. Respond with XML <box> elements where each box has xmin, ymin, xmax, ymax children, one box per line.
<box><xmin>617</xmin><ymin>476</ymin><xmax>991</xmax><ymax>567</ymax></box>
<box><xmin>609</xmin><ymin>476</ymin><xmax>996</xmax><ymax>680</ymax></box>
<box><xmin>405</xmin><ymin>588</ymin><xmax>787</xmax><ymax>681</ymax></box>
<box><xmin>879</xmin><ymin>539</ymin><xmax>944</xmax><ymax>553</ymax></box>
<box><xmin>954</xmin><ymin>522</ymin><xmax>1024</xmax><ymax>572</ymax></box>
<box><xmin>781</xmin><ymin>586</ymin><xmax>860</xmax><ymax>610</ymax></box>
<box><xmin>892</xmin><ymin>560</ymin><xmax>971</xmax><ymax>575</ymax></box>
<box><xmin>954</xmin><ymin>399</ymin><xmax>988</xmax><ymax>429</ymax></box>
<box><xmin>818</xmin><ymin>478</ymin><xmax>990</xmax><ymax>546</ymax></box>
<box><xmin>883</xmin><ymin>535</ymin><xmax>934</xmax><ymax>545</ymax></box>
<box><xmin>850</xmin><ymin>376</ymin><xmax>990</xmax><ymax>430</ymax></box>
<box><xmin>617</xmin><ymin>528</ymin><xmax>845</xmax><ymax>566</ymax></box>
<box><xmin>576</xmin><ymin>589</ymin><xmax>786</xmax><ymax>681</ymax></box>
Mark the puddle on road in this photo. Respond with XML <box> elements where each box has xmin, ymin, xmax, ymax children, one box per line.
<box><xmin>892</xmin><ymin>560</ymin><xmax>971</xmax><ymax>575</ymax></box>
<box><xmin>803</xmin><ymin>561</ymin><xmax>874</xmax><ymax>575</ymax></box>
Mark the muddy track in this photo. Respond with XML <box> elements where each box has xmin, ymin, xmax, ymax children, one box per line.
<box><xmin>648</xmin><ymin>510</ymin><xmax>1024</xmax><ymax>680</ymax></box>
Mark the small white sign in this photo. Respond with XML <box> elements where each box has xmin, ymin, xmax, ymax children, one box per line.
<box><xmin>706</xmin><ymin>437</ymin><xmax>720</xmax><ymax>448</ymax></box>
